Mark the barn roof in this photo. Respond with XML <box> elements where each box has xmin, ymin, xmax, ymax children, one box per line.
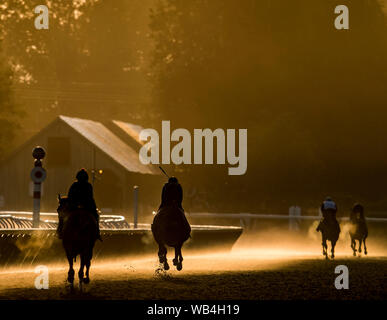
<box><xmin>112</xmin><ymin>120</ymin><xmax>145</xmax><ymax>146</ymax></box>
<box><xmin>59</xmin><ymin>116</ymin><xmax>158</xmax><ymax>175</ymax></box>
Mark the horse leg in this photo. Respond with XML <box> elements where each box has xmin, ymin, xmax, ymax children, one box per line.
<box><xmin>331</xmin><ymin>240</ymin><xmax>336</xmax><ymax>259</ymax></box>
<box><xmin>78</xmin><ymin>255</ymin><xmax>85</xmax><ymax>291</ymax></box>
<box><xmin>177</xmin><ymin>244</ymin><xmax>183</xmax><ymax>271</ymax></box>
<box><xmin>358</xmin><ymin>239</ymin><xmax>362</xmax><ymax>254</ymax></box>
<box><xmin>173</xmin><ymin>247</ymin><xmax>179</xmax><ymax>266</ymax></box>
<box><xmin>173</xmin><ymin>245</ymin><xmax>183</xmax><ymax>271</ymax></box>
<box><xmin>67</xmin><ymin>253</ymin><xmax>75</xmax><ymax>289</ymax></box>
<box><xmin>351</xmin><ymin>238</ymin><xmax>356</xmax><ymax>256</ymax></box>
<box><xmin>363</xmin><ymin>238</ymin><xmax>368</xmax><ymax>255</ymax></box>
<box><xmin>322</xmin><ymin>237</ymin><xmax>328</xmax><ymax>259</ymax></box>
<box><xmin>83</xmin><ymin>248</ymin><xmax>92</xmax><ymax>284</ymax></box>
<box><xmin>83</xmin><ymin>258</ymin><xmax>91</xmax><ymax>284</ymax></box>
<box><xmin>158</xmin><ymin>243</ymin><xmax>166</xmax><ymax>263</ymax></box>
<box><xmin>158</xmin><ymin>243</ymin><xmax>169</xmax><ymax>270</ymax></box>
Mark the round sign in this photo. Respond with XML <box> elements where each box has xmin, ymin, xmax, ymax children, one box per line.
<box><xmin>31</xmin><ymin>167</ymin><xmax>47</xmax><ymax>183</ymax></box>
<box><xmin>32</xmin><ymin>146</ymin><xmax>46</xmax><ymax>160</ymax></box>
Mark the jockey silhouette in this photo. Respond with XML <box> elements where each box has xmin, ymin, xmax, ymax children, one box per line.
<box><xmin>320</xmin><ymin>196</ymin><xmax>337</xmax><ymax>219</ymax></box>
<box><xmin>316</xmin><ymin>196</ymin><xmax>338</xmax><ymax>232</ymax></box>
<box><xmin>57</xmin><ymin>169</ymin><xmax>101</xmax><ymax>240</ymax></box>
<box><xmin>158</xmin><ymin>177</ymin><xmax>183</xmax><ymax>211</ymax></box>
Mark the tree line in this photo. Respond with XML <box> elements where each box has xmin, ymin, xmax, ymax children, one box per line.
<box><xmin>1</xmin><ymin>0</ymin><xmax>387</xmax><ymax>211</ymax></box>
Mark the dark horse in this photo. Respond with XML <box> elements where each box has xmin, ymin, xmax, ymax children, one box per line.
<box><xmin>151</xmin><ymin>204</ymin><xmax>191</xmax><ymax>271</ymax></box>
<box><xmin>349</xmin><ymin>204</ymin><xmax>368</xmax><ymax>256</ymax></box>
<box><xmin>57</xmin><ymin>195</ymin><xmax>98</xmax><ymax>290</ymax></box>
<box><xmin>316</xmin><ymin>214</ymin><xmax>340</xmax><ymax>259</ymax></box>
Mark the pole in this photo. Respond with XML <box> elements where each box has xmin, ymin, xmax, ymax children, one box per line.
<box><xmin>91</xmin><ymin>147</ymin><xmax>96</xmax><ymax>187</ymax></box>
<box><xmin>133</xmin><ymin>186</ymin><xmax>139</xmax><ymax>229</ymax></box>
<box><xmin>31</xmin><ymin>146</ymin><xmax>46</xmax><ymax>229</ymax></box>
<box><xmin>33</xmin><ymin>182</ymin><xmax>41</xmax><ymax>228</ymax></box>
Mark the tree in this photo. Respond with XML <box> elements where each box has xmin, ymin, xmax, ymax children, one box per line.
<box><xmin>0</xmin><ymin>0</ymin><xmax>156</xmax><ymax>133</ymax></box>
<box><xmin>149</xmin><ymin>0</ymin><xmax>387</xmax><ymax>210</ymax></box>
<box><xmin>0</xmin><ymin>43</ymin><xmax>20</xmax><ymax>159</ymax></box>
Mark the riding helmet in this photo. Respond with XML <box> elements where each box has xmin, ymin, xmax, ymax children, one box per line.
<box><xmin>76</xmin><ymin>168</ymin><xmax>89</xmax><ymax>182</ymax></box>
<box><xmin>168</xmin><ymin>176</ymin><xmax>178</xmax><ymax>184</ymax></box>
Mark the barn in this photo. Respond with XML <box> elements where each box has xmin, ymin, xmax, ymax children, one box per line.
<box><xmin>0</xmin><ymin>115</ymin><xmax>163</xmax><ymax>222</ymax></box>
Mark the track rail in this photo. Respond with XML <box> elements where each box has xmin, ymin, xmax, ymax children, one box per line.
<box><xmin>187</xmin><ymin>212</ymin><xmax>387</xmax><ymax>222</ymax></box>
<box><xmin>0</xmin><ymin>211</ymin><xmax>130</xmax><ymax>230</ymax></box>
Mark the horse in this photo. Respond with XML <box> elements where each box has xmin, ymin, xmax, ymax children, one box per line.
<box><xmin>57</xmin><ymin>195</ymin><xmax>98</xmax><ymax>291</ymax></box>
<box><xmin>151</xmin><ymin>203</ymin><xmax>191</xmax><ymax>271</ymax></box>
<box><xmin>349</xmin><ymin>205</ymin><xmax>368</xmax><ymax>256</ymax></box>
<box><xmin>316</xmin><ymin>213</ymin><xmax>341</xmax><ymax>259</ymax></box>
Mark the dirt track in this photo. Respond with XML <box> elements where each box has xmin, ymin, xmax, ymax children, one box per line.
<box><xmin>0</xmin><ymin>249</ymin><xmax>385</xmax><ymax>300</ymax></box>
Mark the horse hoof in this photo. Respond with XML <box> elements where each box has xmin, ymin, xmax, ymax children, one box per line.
<box><xmin>176</xmin><ymin>263</ymin><xmax>182</xmax><ymax>271</ymax></box>
<box><xmin>353</xmin><ymin>252</ymin><xmax>356</xmax><ymax>257</ymax></box>
<box><xmin>173</xmin><ymin>259</ymin><xmax>178</xmax><ymax>266</ymax></box>
<box><xmin>364</xmin><ymin>251</ymin><xmax>368</xmax><ymax>255</ymax></box>
<box><xmin>164</xmin><ymin>262</ymin><xmax>170</xmax><ymax>270</ymax></box>
<box><xmin>83</xmin><ymin>277</ymin><xmax>90</xmax><ymax>284</ymax></box>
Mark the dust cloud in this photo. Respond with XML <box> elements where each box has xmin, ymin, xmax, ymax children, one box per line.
<box><xmin>1</xmin><ymin>227</ymin><xmax>386</xmax><ymax>278</ymax></box>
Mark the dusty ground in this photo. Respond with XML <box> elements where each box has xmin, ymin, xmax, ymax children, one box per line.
<box><xmin>0</xmin><ymin>248</ymin><xmax>385</xmax><ymax>300</ymax></box>
<box><xmin>0</xmin><ymin>229</ymin><xmax>386</xmax><ymax>300</ymax></box>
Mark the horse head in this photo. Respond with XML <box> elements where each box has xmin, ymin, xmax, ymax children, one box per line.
<box><xmin>57</xmin><ymin>194</ymin><xmax>70</xmax><ymax>213</ymax></box>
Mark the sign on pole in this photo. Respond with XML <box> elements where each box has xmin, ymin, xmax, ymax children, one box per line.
<box><xmin>31</xmin><ymin>146</ymin><xmax>46</xmax><ymax>228</ymax></box>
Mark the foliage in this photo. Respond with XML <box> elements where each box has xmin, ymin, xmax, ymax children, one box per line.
<box><xmin>149</xmin><ymin>0</ymin><xmax>387</xmax><ymax>209</ymax></box>
<box><xmin>0</xmin><ymin>0</ymin><xmax>155</xmax><ymax>129</ymax></box>
<box><xmin>0</xmin><ymin>43</ymin><xmax>20</xmax><ymax>159</ymax></box>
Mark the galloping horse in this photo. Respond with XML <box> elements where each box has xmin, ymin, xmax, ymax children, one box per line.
<box><xmin>57</xmin><ymin>195</ymin><xmax>98</xmax><ymax>290</ymax></box>
<box><xmin>316</xmin><ymin>214</ymin><xmax>341</xmax><ymax>259</ymax></box>
<box><xmin>349</xmin><ymin>204</ymin><xmax>368</xmax><ymax>256</ymax></box>
<box><xmin>151</xmin><ymin>203</ymin><xmax>191</xmax><ymax>271</ymax></box>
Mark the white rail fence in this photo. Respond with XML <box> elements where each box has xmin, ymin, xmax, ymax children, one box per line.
<box><xmin>187</xmin><ymin>212</ymin><xmax>387</xmax><ymax>230</ymax></box>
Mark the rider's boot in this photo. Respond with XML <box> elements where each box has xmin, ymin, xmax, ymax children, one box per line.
<box><xmin>97</xmin><ymin>226</ymin><xmax>102</xmax><ymax>241</ymax></box>
<box><xmin>95</xmin><ymin>214</ymin><xmax>102</xmax><ymax>241</ymax></box>
<box><xmin>57</xmin><ymin>217</ymin><xmax>64</xmax><ymax>239</ymax></box>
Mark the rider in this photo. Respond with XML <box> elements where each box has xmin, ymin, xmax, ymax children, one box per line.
<box><xmin>316</xmin><ymin>196</ymin><xmax>338</xmax><ymax>232</ymax></box>
<box><xmin>158</xmin><ymin>176</ymin><xmax>184</xmax><ymax>211</ymax></box>
<box><xmin>57</xmin><ymin>169</ymin><xmax>101</xmax><ymax>240</ymax></box>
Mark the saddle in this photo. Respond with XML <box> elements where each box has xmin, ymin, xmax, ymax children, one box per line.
<box><xmin>316</xmin><ymin>217</ymin><xmax>340</xmax><ymax>234</ymax></box>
